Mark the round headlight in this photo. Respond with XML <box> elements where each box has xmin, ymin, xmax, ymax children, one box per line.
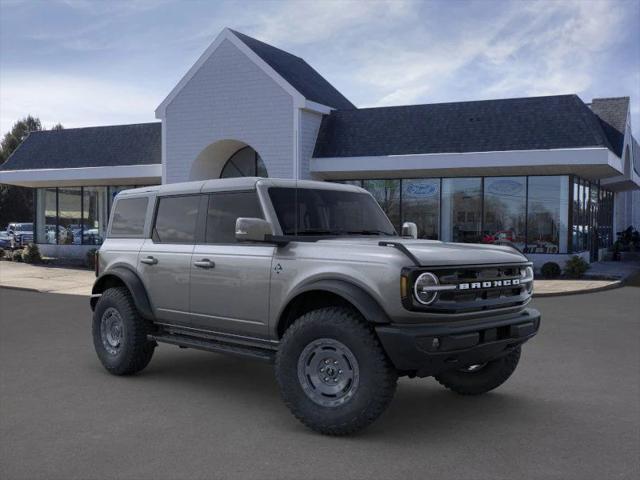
<box><xmin>413</xmin><ymin>272</ymin><xmax>440</xmax><ymax>305</ymax></box>
<box><xmin>521</xmin><ymin>266</ymin><xmax>534</xmax><ymax>281</ymax></box>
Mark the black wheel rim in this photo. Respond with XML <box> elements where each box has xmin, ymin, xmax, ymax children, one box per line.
<box><xmin>297</xmin><ymin>338</ymin><xmax>359</xmax><ymax>408</ymax></box>
<box><xmin>100</xmin><ymin>307</ymin><xmax>124</xmax><ymax>356</ymax></box>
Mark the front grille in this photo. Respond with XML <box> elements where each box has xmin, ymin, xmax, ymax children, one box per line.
<box><xmin>408</xmin><ymin>263</ymin><xmax>532</xmax><ymax>314</ymax></box>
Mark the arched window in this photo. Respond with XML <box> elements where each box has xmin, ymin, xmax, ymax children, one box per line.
<box><xmin>220</xmin><ymin>146</ymin><xmax>268</xmax><ymax>178</ymax></box>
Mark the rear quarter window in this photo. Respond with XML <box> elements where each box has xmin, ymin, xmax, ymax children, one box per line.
<box><xmin>109</xmin><ymin>197</ymin><xmax>149</xmax><ymax>237</ymax></box>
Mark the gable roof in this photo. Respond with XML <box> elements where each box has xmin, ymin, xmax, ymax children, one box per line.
<box><xmin>313</xmin><ymin>94</ymin><xmax>616</xmax><ymax>158</ymax></box>
<box><xmin>0</xmin><ymin>122</ymin><xmax>161</xmax><ymax>171</ymax></box>
<box><xmin>589</xmin><ymin>97</ymin><xmax>629</xmax><ymax>157</ymax></box>
<box><xmin>229</xmin><ymin>30</ymin><xmax>355</xmax><ymax>110</ymax></box>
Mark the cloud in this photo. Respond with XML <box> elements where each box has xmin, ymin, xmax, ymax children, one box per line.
<box><xmin>248</xmin><ymin>0</ymin><xmax>411</xmax><ymax>46</ymax></box>
<box><xmin>346</xmin><ymin>0</ymin><xmax>627</xmax><ymax>107</ymax></box>
<box><xmin>0</xmin><ymin>72</ymin><xmax>158</xmax><ymax>133</ymax></box>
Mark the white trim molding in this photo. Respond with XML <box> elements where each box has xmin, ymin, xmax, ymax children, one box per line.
<box><xmin>0</xmin><ymin>164</ymin><xmax>162</xmax><ymax>188</ymax></box>
<box><xmin>311</xmin><ymin>147</ymin><xmax>628</xmax><ymax>182</ymax></box>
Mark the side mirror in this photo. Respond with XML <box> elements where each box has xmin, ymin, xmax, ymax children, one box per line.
<box><xmin>235</xmin><ymin>217</ymin><xmax>272</xmax><ymax>242</ymax></box>
<box><xmin>401</xmin><ymin>222</ymin><xmax>418</xmax><ymax>239</ymax></box>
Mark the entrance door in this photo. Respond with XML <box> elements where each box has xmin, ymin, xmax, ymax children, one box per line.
<box><xmin>188</xmin><ymin>191</ymin><xmax>274</xmax><ymax>338</ymax></box>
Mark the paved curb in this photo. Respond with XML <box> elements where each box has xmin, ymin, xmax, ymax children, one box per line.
<box><xmin>0</xmin><ymin>285</ymin><xmax>90</xmax><ymax>296</ymax></box>
<box><xmin>533</xmin><ymin>280</ymin><xmax>623</xmax><ymax>298</ymax></box>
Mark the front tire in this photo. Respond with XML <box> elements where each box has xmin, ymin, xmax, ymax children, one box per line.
<box><xmin>275</xmin><ymin>307</ymin><xmax>397</xmax><ymax>436</ymax></box>
<box><xmin>434</xmin><ymin>347</ymin><xmax>521</xmax><ymax>395</ymax></box>
<box><xmin>92</xmin><ymin>287</ymin><xmax>155</xmax><ymax>376</ymax></box>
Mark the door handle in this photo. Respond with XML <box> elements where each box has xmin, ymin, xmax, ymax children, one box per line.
<box><xmin>140</xmin><ymin>256</ymin><xmax>158</xmax><ymax>265</ymax></box>
<box><xmin>193</xmin><ymin>259</ymin><xmax>215</xmax><ymax>269</ymax></box>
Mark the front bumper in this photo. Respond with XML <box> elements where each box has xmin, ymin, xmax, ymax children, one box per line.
<box><xmin>375</xmin><ymin>308</ymin><xmax>540</xmax><ymax>377</ymax></box>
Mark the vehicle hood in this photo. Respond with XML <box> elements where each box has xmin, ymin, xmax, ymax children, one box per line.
<box><xmin>316</xmin><ymin>237</ymin><xmax>528</xmax><ymax>266</ymax></box>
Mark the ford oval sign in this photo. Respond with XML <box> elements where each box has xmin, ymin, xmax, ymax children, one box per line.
<box><xmin>406</xmin><ymin>182</ymin><xmax>439</xmax><ymax>197</ymax></box>
<box><xmin>487</xmin><ymin>179</ymin><xmax>523</xmax><ymax>196</ymax></box>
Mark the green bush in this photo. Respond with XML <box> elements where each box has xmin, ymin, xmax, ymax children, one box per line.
<box><xmin>0</xmin><ymin>249</ymin><xmax>5</xmax><ymax>259</ymax></box>
<box><xmin>10</xmin><ymin>250</ymin><xmax>23</xmax><ymax>262</ymax></box>
<box><xmin>21</xmin><ymin>243</ymin><xmax>42</xmax><ymax>264</ymax></box>
<box><xmin>86</xmin><ymin>248</ymin><xmax>98</xmax><ymax>270</ymax></box>
<box><xmin>541</xmin><ymin>262</ymin><xmax>561</xmax><ymax>278</ymax></box>
<box><xmin>564</xmin><ymin>255</ymin><xmax>589</xmax><ymax>278</ymax></box>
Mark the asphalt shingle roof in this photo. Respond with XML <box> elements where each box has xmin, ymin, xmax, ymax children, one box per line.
<box><xmin>230</xmin><ymin>29</ymin><xmax>355</xmax><ymax>110</ymax></box>
<box><xmin>313</xmin><ymin>95</ymin><xmax>616</xmax><ymax>158</ymax></box>
<box><xmin>0</xmin><ymin>122</ymin><xmax>161</xmax><ymax>171</ymax></box>
<box><xmin>589</xmin><ymin>97</ymin><xmax>629</xmax><ymax>157</ymax></box>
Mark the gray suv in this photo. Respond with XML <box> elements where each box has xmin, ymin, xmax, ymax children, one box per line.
<box><xmin>91</xmin><ymin>178</ymin><xmax>540</xmax><ymax>435</ymax></box>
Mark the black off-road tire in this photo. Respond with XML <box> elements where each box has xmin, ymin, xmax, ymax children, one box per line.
<box><xmin>92</xmin><ymin>287</ymin><xmax>155</xmax><ymax>376</ymax></box>
<box><xmin>434</xmin><ymin>347</ymin><xmax>521</xmax><ymax>395</ymax></box>
<box><xmin>275</xmin><ymin>307</ymin><xmax>398</xmax><ymax>436</ymax></box>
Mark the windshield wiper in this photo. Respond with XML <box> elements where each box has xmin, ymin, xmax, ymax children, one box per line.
<box><xmin>294</xmin><ymin>229</ymin><xmax>337</xmax><ymax>236</ymax></box>
<box><xmin>346</xmin><ymin>230</ymin><xmax>394</xmax><ymax>236</ymax></box>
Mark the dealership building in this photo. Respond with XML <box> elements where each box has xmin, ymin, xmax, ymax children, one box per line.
<box><xmin>1</xmin><ymin>28</ymin><xmax>638</xmax><ymax>269</ymax></box>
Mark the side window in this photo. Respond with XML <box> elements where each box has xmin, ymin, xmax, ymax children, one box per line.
<box><xmin>153</xmin><ymin>195</ymin><xmax>200</xmax><ymax>244</ymax></box>
<box><xmin>110</xmin><ymin>197</ymin><xmax>148</xmax><ymax>237</ymax></box>
<box><xmin>205</xmin><ymin>191</ymin><xmax>263</xmax><ymax>244</ymax></box>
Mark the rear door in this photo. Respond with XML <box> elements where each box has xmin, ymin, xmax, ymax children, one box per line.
<box><xmin>138</xmin><ymin>194</ymin><xmax>202</xmax><ymax>325</ymax></box>
<box><xmin>189</xmin><ymin>191</ymin><xmax>274</xmax><ymax>338</ymax></box>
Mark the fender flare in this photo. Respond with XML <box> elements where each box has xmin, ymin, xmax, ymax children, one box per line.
<box><xmin>283</xmin><ymin>279</ymin><xmax>391</xmax><ymax>325</ymax></box>
<box><xmin>91</xmin><ymin>266</ymin><xmax>154</xmax><ymax>320</ymax></box>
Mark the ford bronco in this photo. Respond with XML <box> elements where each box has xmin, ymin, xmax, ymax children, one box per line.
<box><xmin>91</xmin><ymin>178</ymin><xmax>540</xmax><ymax>435</ymax></box>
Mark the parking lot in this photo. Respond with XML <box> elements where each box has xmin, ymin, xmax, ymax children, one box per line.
<box><xmin>1</xmin><ymin>284</ymin><xmax>639</xmax><ymax>480</ymax></box>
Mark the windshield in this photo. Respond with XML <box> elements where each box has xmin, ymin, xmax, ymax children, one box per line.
<box><xmin>13</xmin><ymin>224</ymin><xmax>33</xmax><ymax>231</ymax></box>
<box><xmin>268</xmin><ymin>187</ymin><xmax>397</xmax><ymax>237</ymax></box>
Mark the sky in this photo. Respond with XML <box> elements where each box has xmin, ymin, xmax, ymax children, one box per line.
<box><xmin>1</xmin><ymin>0</ymin><xmax>639</xmax><ymax>137</ymax></box>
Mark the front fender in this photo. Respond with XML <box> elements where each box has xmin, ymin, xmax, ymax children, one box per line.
<box><xmin>91</xmin><ymin>266</ymin><xmax>154</xmax><ymax>320</ymax></box>
<box><xmin>283</xmin><ymin>279</ymin><xmax>391</xmax><ymax>324</ymax></box>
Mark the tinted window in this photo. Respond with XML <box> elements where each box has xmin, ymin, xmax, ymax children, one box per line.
<box><xmin>110</xmin><ymin>197</ymin><xmax>148</xmax><ymax>237</ymax></box>
<box><xmin>205</xmin><ymin>191</ymin><xmax>263</xmax><ymax>244</ymax></box>
<box><xmin>153</xmin><ymin>195</ymin><xmax>200</xmax><ymax>243</ymax></box>
<box><xmin>268</xmin><ymin>187</ymin><xmax>396</xmax><ymax>236</ymax></box>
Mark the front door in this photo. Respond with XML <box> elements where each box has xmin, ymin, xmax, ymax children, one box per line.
<box><xmin>138</xmin><ymin>194</ymin><xmax>201</xmax><ymax>324</ymax></box>
<box><xmin>188</xmin><ymin>191</ymin><xmax>274</xmax><ymax>338</ymax></box>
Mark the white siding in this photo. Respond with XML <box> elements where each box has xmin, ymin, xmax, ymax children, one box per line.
<box><xmin>163</xmin><ymin>39</ymin><xmax>294</xmax><ymax>183</ymax></box>
<box><xmin>299</xmin><ymin>110</ymin><xmax>323</xmax><ymax>180</ymax></box>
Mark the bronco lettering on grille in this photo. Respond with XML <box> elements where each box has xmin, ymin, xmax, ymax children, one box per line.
<box><xmin>458</xmin><ymin>278</ymin><xmax>520</xmax><ymax>290</ymax></box>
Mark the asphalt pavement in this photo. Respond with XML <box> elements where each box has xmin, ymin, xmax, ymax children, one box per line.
<box><xmin>1</xmin><ymin>285</ymin><xmax>638</xmax><ymax>480</ymax></box>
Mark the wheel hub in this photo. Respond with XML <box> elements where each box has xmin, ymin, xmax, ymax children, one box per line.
<box><xmin>100</xmin><ymin>307</ymin><xmax>124</xmax><ymax>355</ymax></box>
<box><xmin>297</xmin><ymin>338</ymin><xmax>359</xmax><ymax>408</ymax></box>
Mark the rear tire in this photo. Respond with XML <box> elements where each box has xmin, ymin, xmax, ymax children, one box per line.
<box><xmin>434</xmin><ymin>347</ymin><xmax>521</xmax><ymax>395</ymax></box>
<box><xmin>275</xmin><ymin>307</ymin><xmax>397</xmax><ymax>436</ymax></box>
<box><xmin>92</xmin><ymin>287</ymin><xmax>155</xmax><ymax>375</ymax></box>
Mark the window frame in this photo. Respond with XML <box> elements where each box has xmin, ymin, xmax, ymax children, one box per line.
<box><xmin>202</xmin><ymin>189</ymin><xmax>266</xmax><ymax>246</ymax></box>
<box><xmin>108</xmin><ymin>196</ymin><xmax>151</xmax><ymax>239</ymax></box>
<box><xmin>150</xmin><ymin>193</ymin><xmax>205</xmax><ymax>245</ymax></box>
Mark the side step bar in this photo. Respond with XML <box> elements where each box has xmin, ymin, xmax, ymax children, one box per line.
<box><xmin>150</xmin><ymin>333</ymin><xmax>275</xmax><ymax>364</ymax></box>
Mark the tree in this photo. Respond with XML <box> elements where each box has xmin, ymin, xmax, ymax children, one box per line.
<box><xmin>0</xmin><ymin>116</ymin><xmax>60</xmax><ymax>229</ymax></box>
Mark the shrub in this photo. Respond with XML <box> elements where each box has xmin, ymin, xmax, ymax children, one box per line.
<box><xmin>541</xmin><ymin>262</ymin><xmax>561</xmax><ymax>279</ymax></box>
<box><xmin>21</xmin><ymin>243</ymin><xmax>42</xmax><ymax>264</ymax></box>
<box><xmin>0</xmin><ymin>249</ymin><xmax>5</xmax><ymax>259</ymax></box>
<box><xmin>10</xmin><ymin>250</ymin><xmax>23</xmax><ymax>262</ymax></box>
<box><xmin>564</xmin><ymin>255</ymin><xmax>589</xmax><ymax>278</ymax></box>
<box><xmin>85</xmin><ymin>248</ymin><xmax>98</xmax><ymax>270</ymax></box>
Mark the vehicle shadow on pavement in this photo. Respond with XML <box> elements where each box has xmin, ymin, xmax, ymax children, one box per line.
<box><xmin>116</xmin><ymin>347</ymin><xmax>536</xmax><ymax>440</ymax></box>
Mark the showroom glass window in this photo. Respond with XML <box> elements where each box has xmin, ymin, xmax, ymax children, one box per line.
<box><xmin>441</xmin><ymin>178</ymin><xmax>482</xmax><ymax>243</ymax></box>
<box><xmin>57</xmin><ymin>188</ymin><xmax>82</xmax><ymax>245</ymax></box>
<box><xmin>402</xmin><ymin>179</ymin><xmax>440</xmax><ymax>239</ymax></box>
<box><xmin>483</xmin><ymin>177</ymin><xmax>526</xmax><ymax>250</ymax></box>
<box><xmin>362</xmin><ymin>180</ymin><xmax>401</xmax><ymax>231</ymax></box>
<box><xmin>35</xmin><ymin>188</ymin><xmax>58</xmax><ymax>244</ymax></box>
<box><xmin>526</xmin><ymin>176</ymin><xmax>569</xmax><ymax>253</ymax></box>
<box><xmin>82</xmin><ymin>187</ymin><xmax>108</xmax><ymax>245</ymax></box>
